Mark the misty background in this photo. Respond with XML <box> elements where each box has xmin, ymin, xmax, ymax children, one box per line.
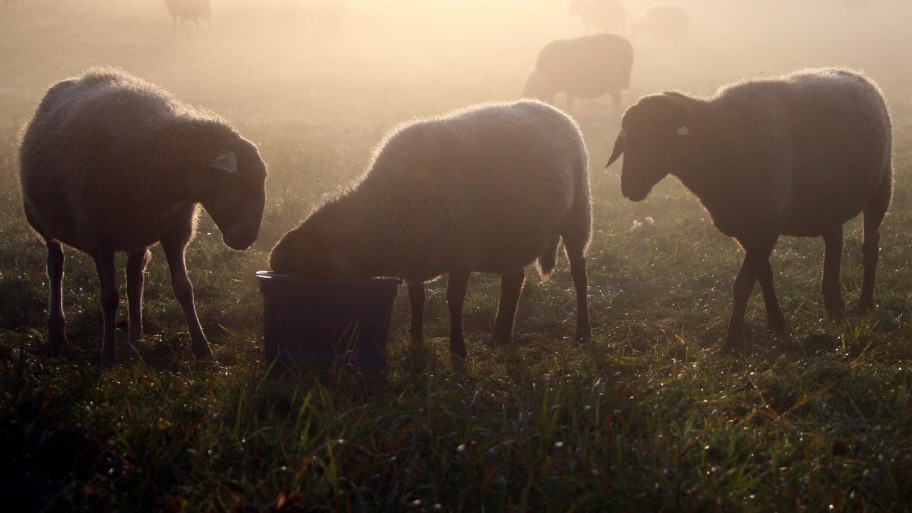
<box><xmin>2</xmin><ymin>0</ymin><xmax>911</xmax><ymax>245</ymax></box>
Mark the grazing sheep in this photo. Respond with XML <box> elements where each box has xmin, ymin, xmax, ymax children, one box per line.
<box><xmin>605</xmin><ymin>68</ymin><xmax>892</xmax><ymax>351</ymax></box>
<box><xmin>568</xmin><ymin>0</ymin><xmax>626</xmax><ymax>34</ymax></box>
<box><xmin>522</xmin><ymin>33</ymin><xmax>633</xmax><ymax>112</ymax></box>
<box><xmin>629</xmin><ymin>4</ymin><xmax>688</xmax><ymax>42</ymax></box>
<box><xmin>270</xmin><ymin>100</ymin><xmax>592</xmax><ymax>358</ymax></box>
<box><xmin>19</xmin><ymin>68</ymin><xmax>267</xmax><ymax>367</ymax></box>
<box><xmin>162</xmin><ymin>0</ymin><xmax>211</xmax><ymax>28</ymax></box>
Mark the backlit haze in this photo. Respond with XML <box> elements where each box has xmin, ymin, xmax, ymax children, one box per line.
<box><xmin>2</xmin><ymin>0</ymin><xmax>911</xmax><ymax>228</ymax></box>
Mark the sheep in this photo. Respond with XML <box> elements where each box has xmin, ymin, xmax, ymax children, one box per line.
<box><xmin>568</xmin><ymin>0</ymin><xmax>626</xmax><ymax>34</ymax></box>
<box><xmin>605</xmin><ymin>68</ymin><xmax>892</xmax><ymax>352</ymax></box>
<box><xmin>18</xmin><ymin>68</ymin><xmax>267</xmax><ymax>368</ymax></box>
<box><xmin>629</xmin><ymin>5</ymin><xmax>688</xmax><ymax>43</ymax></box>
<box><xmin>269</xmin><ymin>100</ymin><xmax>592</xmax><ymax>358</ymax></box>
<box><xmin>162</xmin><ymin>0</ymin><xmax>211</xmax><ymax>28</ymax></box>
<box><xmin>522</xmin><ymin>33</ymin><xmax>634</xmax><ymax>112</ymax></box>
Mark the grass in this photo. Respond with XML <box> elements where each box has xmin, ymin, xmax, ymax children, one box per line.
<box><xmin>2</xmin><ymin>1</ymin><xmax>912</xmax><ymax>511</ymax></box>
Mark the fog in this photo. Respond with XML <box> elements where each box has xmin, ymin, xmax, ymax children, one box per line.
<box><xmin>1</xmin><ymin>0</ymin><xmax>911</xmax><ymax>191</ymax></box>
<box><xmin>3</xmin><ymin>1</ymin><xmax>911</xmax><ymax>107</ymax></box>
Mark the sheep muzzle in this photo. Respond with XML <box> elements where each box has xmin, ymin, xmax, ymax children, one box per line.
<box><xmin>222</xmin><ymin>226</ymin><xmax>258</xmax><ymax>251</ymax></box>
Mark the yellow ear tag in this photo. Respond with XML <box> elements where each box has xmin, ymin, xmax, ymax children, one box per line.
<box><xmin>677</xmin><ymin>126</ymin><xmax>689</xmax><ymax>136</ymax></box>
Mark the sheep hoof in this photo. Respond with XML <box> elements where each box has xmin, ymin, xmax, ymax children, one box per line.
<box><xmin>856</xmin><ymin>300</ymin><xmax>876</xmax><ymax>314</ymax></box>
<box><xmin>766</xmin><ymin>318</ymin><xmax>788</xmax><ymax>336</ymax></box>
<box><xmin>488</xmin><ymin>336</ymin><xmax>511</xmax><ymax>348</ymax></box>
<box><xmin>719</xmin><ymin>335</ymin><xmax>744</xmax><ymax>355</ymax></box>
<box><xmin>100</xmin><ymin>353</ymin><xmax>118</xmax><ymax>370</ymax></box>
<box><xmin>449</xmin><ymin>341</ymin><xmax>468</xmax><ymax>359</ymax></box>
<box><xmin>192</xmin><ymin>344</ymin><xmax>214</xmax><ymax>361</ymax></box>
<box><xmin>47</xmin><ymin>338</ymin><xmax>67</xmax><ymax>357</ymax></box>
<box><xmin>825</xmin><ymin>305</ymin><xmax>846</xmax><ymax>320</ymax></box>
<box><xmin>575</xmin><ymin>319</ymin><xmax>592</xmax><ymax>341</ymax></box>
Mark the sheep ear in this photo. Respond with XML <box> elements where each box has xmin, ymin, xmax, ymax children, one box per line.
<box><xmin>605</xmin><ymin>129</ymin><xmax>626</xmax><ymax>168</ymax></box>
<box><xmin>210</xmin><ymin>148</ymin><xmax>238</xmax><ymax>174</ymax></box>
<box><xmin>676</xmin><ymin>126</ymin><xmax>689</xmax><ymax>136</ymax></box>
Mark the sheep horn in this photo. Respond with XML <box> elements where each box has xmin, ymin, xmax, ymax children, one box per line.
<box><xmin>605</xmin><ymin>130</ymin><xmax>626</xmax><ymax>168</ymax></box>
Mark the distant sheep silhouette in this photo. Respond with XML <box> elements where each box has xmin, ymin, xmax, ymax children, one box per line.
<box><xmin>606</xmin><ymin>68</ymin><xmax>892</xmax><ymax>351</ymax></box>
<box><xmin>523</xmin><ymin>33</ymin><xmax>633</xmax><ymax>111</ymax></box>
<box><xmin>270</xmin><ymin>100</ymin><xmax>592</xmax><ymax>358</ymax></box>
<box><xmin>163</xmin><ymin>0</ymin><xmax>211</xmax><ymax>28</ymax></box>
<box><xmin>19</xmin><ymin>68</ymin><xmax>267</xmax><ymax>367</ymax></box>
<box><xmin>568</xmin><ymin>0</ymin><xmax>626</xmax><ymax>34</ymax></box>
<box><xmin>629</xmin><ymin>4</ymin><xmax>688</xmax><ymax>42</ymax></box>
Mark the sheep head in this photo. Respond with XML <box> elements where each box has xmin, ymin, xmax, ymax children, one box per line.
<box><xmin>606</xmin><ymin>92</ymin><xmax>693</xmax><ymax>201</ymax></box>
<box><xmin>197</xmin><ymin>136</ymin><xmax>267</xmax><ymax>251</ymax></box>
<box><xmin>269</xmin><ymin>219</ymin><xmax>363</xmax><ymax>281</ymax></box>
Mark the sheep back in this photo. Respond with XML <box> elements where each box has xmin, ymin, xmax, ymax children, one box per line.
<box><xmin>524</xmin><ymin>33</ymin><xmax>633</xmax><ymax>103</ymax></box>
<box><xmin>270</xmin><ymin>99</ymin><xmax>590</xmax><ymax>283</ymax></box>
<box><xmin>19</xmin><ymin>67</ymin><xmax>267</xmax><ymax>254</ymax></box>
<box><xmin>706</xmin><ymin>69</ymin><xmax>890</xmax><ymax>238</ymax></box>
<box><xmin>163</xmin><ymin>0</ymin><xmax>211</xmax><ymax>23</ymax></box>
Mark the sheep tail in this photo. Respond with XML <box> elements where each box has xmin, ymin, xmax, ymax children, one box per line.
<box><xmin>538</xmin><ymin>236</ymin><xmax>560</xmax><ymax>280</ymax></box>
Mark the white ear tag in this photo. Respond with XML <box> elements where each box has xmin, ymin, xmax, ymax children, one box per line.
<box><xmin>677</xmin><ymin>126</ymin><xmax>689</xmax><ymax>136</ymax></box>
<box><xmin>211</xmin><ymin>149</ymin><xmax>238</xmax><ymax>173</ymax></box>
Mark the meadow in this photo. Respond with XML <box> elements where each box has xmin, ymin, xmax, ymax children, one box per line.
<box><xmin>1</xmin><ymin>0</ymin><xmax>912</xmax><ymax>511</ymax></box>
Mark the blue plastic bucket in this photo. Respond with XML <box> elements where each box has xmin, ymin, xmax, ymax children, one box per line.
<box><xmin>257</xmin><ymin>271</ymin><xmax>400</xmax><ymax>368</ymax></box>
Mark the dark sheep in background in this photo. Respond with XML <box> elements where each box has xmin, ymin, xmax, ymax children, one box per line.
<box><xmin>605</xmin><ymin>68</ymin><xmax>892</xmax><ymax>351</ymax></box>
<box><xmin>270</xmin><ymin>100</ymin><xmax>592</xmax><ymax>358</ymax></box>
<box><xmin>163</xmin><ymin>0</ymin><xmax>211</xmax><ymax>28</ymax></box>
<box><xmin>629</xmin><ymin>4</ymin><xmax>688</xmax><ymax>43</ymax></box>
<box><xmin>19</xmin><ymin>68</ymin><xmax>268</xmax><ymax>367</ymax></box>
<box><xmin>522</xmin><ymin>32</ymin><xmax>634</xmax><ymax>112</ymax></box>
<box><xmin>568</xmin><ymin>0</ymin><xmax>626</xmax><ymax>34</ymax></box>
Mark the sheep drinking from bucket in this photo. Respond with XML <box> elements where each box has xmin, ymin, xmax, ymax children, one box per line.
<box><xmin>605</xmin><ymin>68</ymin><xmax>892</xmax><ymax>351</ymax></box>
<box><xmin>19</xmin><ymin>68</ymin><xmax>268</xmax><ymax>367</ymax></box>
<box><xmin>270</xmin><ymin>100</ymin><xmax>592</xmax><ymax>358</ymax></box>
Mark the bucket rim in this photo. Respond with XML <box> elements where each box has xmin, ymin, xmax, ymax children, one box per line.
<box><xmin>256</xmin><ymin>270</ymin><xmax>401</xmax><ymax>286</ymax></box>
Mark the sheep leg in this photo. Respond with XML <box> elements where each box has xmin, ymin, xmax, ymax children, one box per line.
<box><xmin>126</xmin><ymin>247</ymin><xmax>151</xmax><ymax>349</ymax></box>
<box><xmin>723</xmin><ymin>244</ymin><xmax>774</xmax><ymax>352</ymax></box>
<box><xmin>491</xmin><ymin>270</ymin><xmax>526</xmax><ymax>346</ymax></box>
<box><xmin>45</xmin><ymin>240</ymin><xmax>67</xmax><ymax>355</ymax></box>
<box><xmin>610</xmin><ymin>89</ymin><xmax>622</xmax><ymax>111</ymax></box>
<box><xmin>821</xmin><ymin>228</ymin><xmax>845</xmax><ymax>318</ymax></box>
<box><xmin>446</xmin><ymin>270</ymin><xmax>471</xmax><ymax>358</ymax></box>
<box><xmin>569</xmin><ymin>253</ymin><xmax>592</xmax><ymax>341</ymax></box>
<box><xmin>757</xmin><ymin>258</ymin><xmax>786</xmax><ymax>334</ymax></box>
<box><xmin>407</xmin><ymin>281</ymin><xmax>425</xmax><ymax>343</ymax></box>
<box><xmin>160</xmin><ymin>237</ymin><xmax>212</xmax><ymax>361</ymax></box>
<box><xmin>859</xmin><ymin>182</ymin><xmax>890</xmax><ymax>311</ymax></box>
<box><xmin>92</xmin><ymin>251</ymin><xmax>120</xmax><ymax>368</ymax></box>
<box><xmin>563</xmin><ymin>231</ymin><xmax>592</xmax><ymax>341</ymax></box>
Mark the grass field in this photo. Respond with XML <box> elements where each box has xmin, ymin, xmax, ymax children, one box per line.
<box><xmin>2</xmin><ymin>0</ymin><xmax>912</xmax><ymax>511</ymax></box>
